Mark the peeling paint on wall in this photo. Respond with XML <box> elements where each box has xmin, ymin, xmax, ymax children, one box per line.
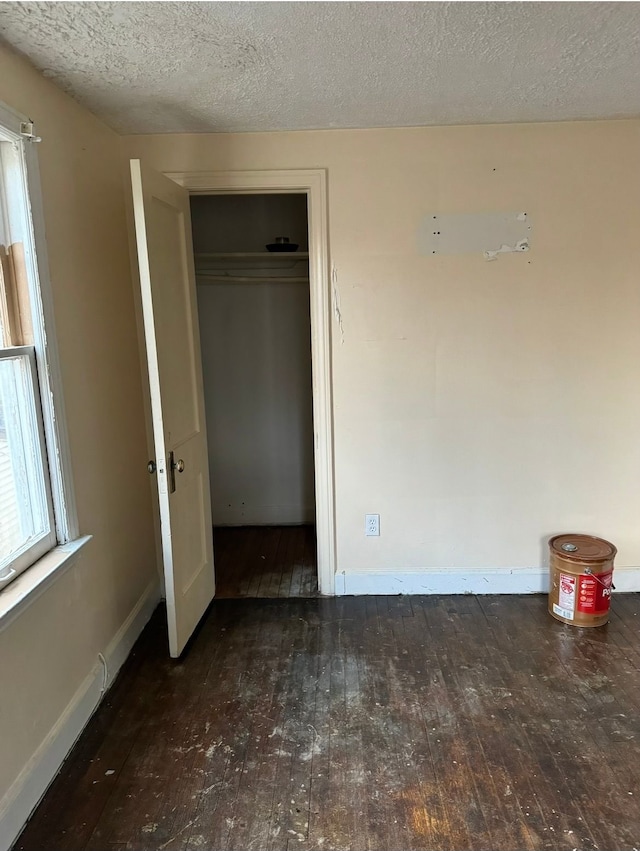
<box><xmin>332</xmin><ymin>265</ymin><xmax>345</xmax><ymax>344</ymax></box>
<box><xmin>483</xmin><ymin>238</ymin><xmax>529</xmax><ymax>261</ymax></box>
<box><xmin>418</xmin><ymin>211</ymin><xmax>532</xmax><ymax>259</ymax></box>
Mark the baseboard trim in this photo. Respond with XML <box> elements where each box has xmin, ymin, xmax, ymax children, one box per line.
<box><xmin>0</xmin><ymin>578</ymin><xmax>160</xmax><ymax>851</ymax></box>
<box><xmin>102</xmin><ymin>579</ymin><xmax>161</xmax><ymax>689</ymax></box>
<box><xmin>335</xmin><ymin>566</ymin><xmax>640</xmax><ymax>596</ymax></box>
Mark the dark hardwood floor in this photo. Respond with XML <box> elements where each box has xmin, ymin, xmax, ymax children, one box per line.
<box><xmin>213</xmin><ymin>525</ymin><xmax>319</xmax><ymax>598</ymax></box>
<box><xmin>14</xmin><ymin>593</ymin><xmax>640</xmax><ymax>851</ymax></box>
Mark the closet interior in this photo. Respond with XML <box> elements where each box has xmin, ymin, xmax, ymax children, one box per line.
<box><xmin>190</xmin><ymin>193</ymin><xmax>318</xmax><ymax>597</ymax></box>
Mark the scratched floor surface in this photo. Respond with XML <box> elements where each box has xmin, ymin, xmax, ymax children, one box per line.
<box><xmin>14</xmin><ymin>594</ymin><xmax>640</xmax><ymax>851</ymax></box>
<box><xmin>213</xmin><ymin>525</ymin><xmax>319</xmax><ymax>599</ymax></box>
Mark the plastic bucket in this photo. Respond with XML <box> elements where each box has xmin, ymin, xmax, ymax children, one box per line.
<box><xmin>548</xmin><ymin>534</ymin><xmax>616</xmax><ymax>627</ymax></box>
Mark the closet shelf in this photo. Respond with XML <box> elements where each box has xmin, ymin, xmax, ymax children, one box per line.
<box><xmin>196</xmin><ymin>274</ymin><xmax>310</xmax><ymax>284</ymax></box>
<box><xmin>194</xmin><ymin>252</ymin><xmax>309</xmax><ymax>260</ymax></box>
<box><xmin>194</xmin><ymin>252</ymin><xmax>309</xmax><ymax>284</ymax></box>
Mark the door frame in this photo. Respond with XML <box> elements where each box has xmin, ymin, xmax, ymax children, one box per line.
<box><xmin>165</xmin><ymin>168</ymin><xmax>336</xmax><ymax>595</ymax></box>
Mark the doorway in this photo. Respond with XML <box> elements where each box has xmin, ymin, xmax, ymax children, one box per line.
<box><xmin>190</xmin><ymin>193</ymin><xmax>318</xmax><ymax>598</ymax></box>
<box><xmin>131</xmin><ymin>164</ymin><xmax>334</xmax><ymax>653</ymax></box>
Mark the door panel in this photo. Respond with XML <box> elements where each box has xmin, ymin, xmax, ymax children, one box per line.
<box><xmin>146</xmin><ymin>195</ymin><xmax>201</xmax><ymax>443</ymax></box>
<box><xmin>130</xmin><ymin>159</ymin><xmax>214</xmax><ymax>657</ymax></box>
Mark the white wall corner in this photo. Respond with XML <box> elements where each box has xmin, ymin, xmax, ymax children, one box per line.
<box><xmin>334</xmin><ymin>566</ymin><xmax>640</xmax><ymax>596</ymax></box>
<box><xmin>0</xmin><ymin>578</ymin><xmax>161</xmax><ymax>851</ymax></box>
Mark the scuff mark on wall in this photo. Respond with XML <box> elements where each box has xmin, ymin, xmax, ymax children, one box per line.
<box><xmin>332</xmin><ymin>265</ymin><xmax>345</xmax><ymax>344</ymax></box>
<box><xmin>418</xmin><ymin>211</ymin><xmax>532</xmax><ymax>259</ymax></box>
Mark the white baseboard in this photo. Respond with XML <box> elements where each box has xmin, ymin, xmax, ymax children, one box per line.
<box><xmin>0</xmin><ymin>578</ymin><xmax>160</xmax><ymax>851</ymax></box>
<box><xmin>102</xmin><ymin>579</ymin><xmax>161</xmax><ymax>689</ymax></box>
<box><xmin>610</xmin><ymin>567</ymin><xmax>640</xmax><ymax>592</ymax></box>
<box><xmin>335</xmin><ymin>566</ymin><xmax>640</xmax><ymax>596</ymax></box>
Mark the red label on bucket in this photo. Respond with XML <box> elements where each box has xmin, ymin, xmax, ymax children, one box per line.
<box><xmin>558</xmin><ymin>573</ymin><xmax>576</xmax><ymax>616</ymax></box>
<box><xmin>577</xmin><ymin>570</ymin><xmax>613</xmax><ymax>615</ymax></box>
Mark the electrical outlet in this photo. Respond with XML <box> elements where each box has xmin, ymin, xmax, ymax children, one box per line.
<box><xmin>365</xmin><ymin>514</ymin><xmax>380</xmax><ymax>536</ymax></box>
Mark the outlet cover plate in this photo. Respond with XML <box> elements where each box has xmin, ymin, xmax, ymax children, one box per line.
<box><xmin>365</xmin><ymin>514</ymin><xmax>380</xmax><ymax>536</ymax></box>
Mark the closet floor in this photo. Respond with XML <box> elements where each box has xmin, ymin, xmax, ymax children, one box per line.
<box><xmin>213</xmin><ymin>524</ymin><xmax>319</xmax><ymax>598</ymax></box>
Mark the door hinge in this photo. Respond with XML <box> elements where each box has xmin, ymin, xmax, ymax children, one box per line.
<box><xmin>20</xmin><ymin>120</ymin><xmax>42</xmax><ymax>143</ymax></box>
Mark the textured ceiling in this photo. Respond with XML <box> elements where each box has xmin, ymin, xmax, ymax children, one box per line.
<box><xmin>1</xmin><ymin>1</ymin><xmax>639</xmax><ymax>134</ymax></box>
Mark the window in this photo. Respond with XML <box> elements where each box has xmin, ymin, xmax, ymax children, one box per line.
<box><xmin>0</xmin><ymin>104</ymin><xmax>77</xmax><ymax>593</ymax></box>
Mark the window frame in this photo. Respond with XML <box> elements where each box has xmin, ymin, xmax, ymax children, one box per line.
<box><xmin>0</xmin><ymin>99</ymin><xmax>80</xmax><ymax>598</ymax></box>
<box><xmin>0</xmin><ymin>345</ymin><xmax>56</xmax><ymax>586</ymax></box>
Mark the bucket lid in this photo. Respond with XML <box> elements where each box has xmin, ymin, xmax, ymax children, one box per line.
<box><xmin>549</xmin><ymin>533</ymin><xmax>617</xmax><ymax>561</ymax></box>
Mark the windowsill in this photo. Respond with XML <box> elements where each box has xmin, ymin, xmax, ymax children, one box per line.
<box><xmin>0</xmin><ymin>536</ymin><xmax>93</xmax><ymax>633</ymax></box>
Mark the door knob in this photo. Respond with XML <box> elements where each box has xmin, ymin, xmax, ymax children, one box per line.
<box><xmin>147</xmin><ymin>460</ymin><xmax>156</xmax><ymax>474</ymax></box>
<box><xmin>173</xmin><ymin>458</ymin><xmax>185</xmax><ymax>473</ymax></box>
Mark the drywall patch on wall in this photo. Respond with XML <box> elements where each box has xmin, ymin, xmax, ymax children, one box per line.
<box><xmin>418</xmin><ymin>211</ymin><xmax>531</xmax><ymax>259</ymax></box>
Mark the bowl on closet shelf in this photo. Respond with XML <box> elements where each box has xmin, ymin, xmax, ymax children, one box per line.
<box><xmin>266</xmin><ymin>236</ymin><xmax>299</xmax><ymax>252</ymax></box>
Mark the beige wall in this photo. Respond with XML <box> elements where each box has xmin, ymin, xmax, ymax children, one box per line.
<box><xmin>0</xmin><ymin>46</ymin><xmax>157</xmax><ymax>817</ymax></box>
<box><xmin>123</xmin><ymin>119</ymin><xmax>640</xmax><ymax>573</ymax></box>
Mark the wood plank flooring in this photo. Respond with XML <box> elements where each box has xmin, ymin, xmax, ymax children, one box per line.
<box><xmin>14</xmin><ymin>593</ymin><xmax>640</xmax><ymax>851</ymax></box>
<box><xmin>213</xmin><ymin>525</ymin><xmax>318</xmax><ymax>598</ymax></box>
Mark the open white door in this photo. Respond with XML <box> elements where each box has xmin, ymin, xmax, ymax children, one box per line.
<box><xmin>130</xmin><ymin>159</ymin><xmax>215</xmax><ymax>657</ymax></box>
